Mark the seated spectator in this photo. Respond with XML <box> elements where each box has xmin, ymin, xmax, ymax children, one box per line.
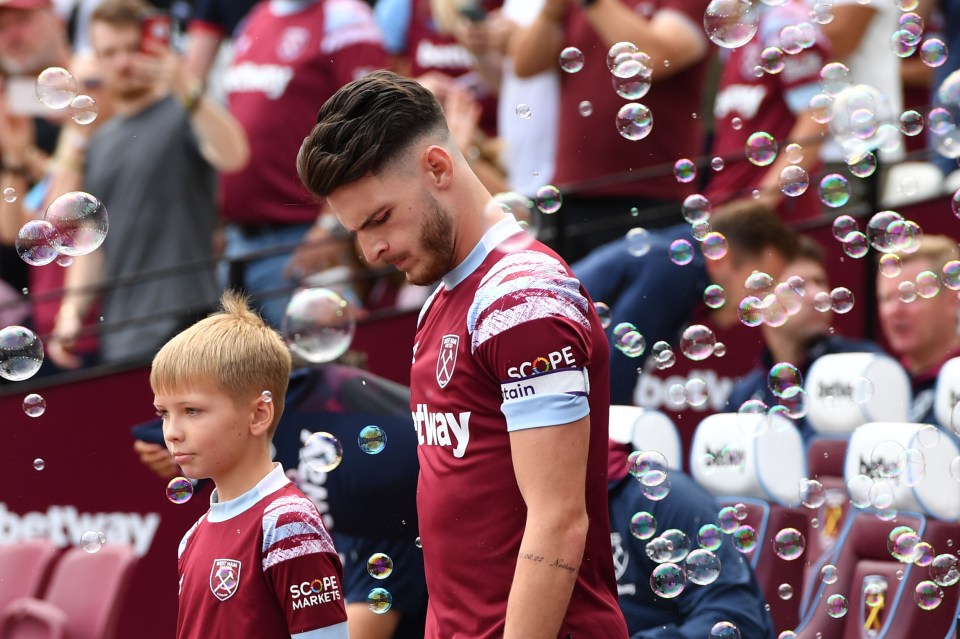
<box><xmin>725</xmin><ymin>236</ymin><xmax>883</xmax><ymax>441</ymax></box>
<box><xmin>877</xmin><ymin>234</ymin><xmax>960</xmax><ymax>426</ymax></box>
<box><xmin>573</xmin><ymin>200</ymin><xmax>799</xmax><ymax>406</ymax></box>
<box><xmin>607</xmin><ymin>446</ymin><xmax>776</xmax><ymax>638</ymax></box>
<box><xmin>134</xmin><ymin>360</ymin><xmax>426</xmax><ymax>639</ymax></box>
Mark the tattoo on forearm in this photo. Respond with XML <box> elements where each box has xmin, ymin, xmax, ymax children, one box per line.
<box><xmin>518</xmin><ymin>552</ymin><xmax>578</xmax><ymax>574</ymax></box>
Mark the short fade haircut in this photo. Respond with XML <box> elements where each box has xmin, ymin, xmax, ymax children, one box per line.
<box><xmin>297</xmin><ymin>70</ymin><xmax>449</xmax><ymax>198</ymax></box>
<box><xmin>150</xmin><ymin>291</ymin><xmax>292</xmax><ymax>436</ymax></box>
<box><xmin>898</xmin><ymin>234</ymin><xmax>960</xmax><ymax>272</ymax></box>
<box><xmin>91</xmin><ymin>0</ymin><xmax>152</xmax><ymax>27</ymax></box>
<box><xmin>709</xmin><ymin>199</ymin><xmax>800</xmax><ymax>265</ymax></box>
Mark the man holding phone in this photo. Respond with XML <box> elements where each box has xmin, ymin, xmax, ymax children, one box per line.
<box><xmin>48</xmin><ymin>0</ymin><xmax>250</xmax><ymax>368</ymax></box>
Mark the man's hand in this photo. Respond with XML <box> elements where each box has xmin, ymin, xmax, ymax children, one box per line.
<box><xmin>47</xmin><ymin>307</ymin><xmax>84</xmax><ymax>369</ymax></box>
<box><xmin>133</xmin><ymin>440</ymin><xmax>180</xmax><ymax>479</ymax></box>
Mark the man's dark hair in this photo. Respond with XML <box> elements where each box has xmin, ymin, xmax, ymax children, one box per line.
<box><xmin>794</xmin><ymin>234</ymin><xmax>825</xmax><ymax>264</ymax></box>
<box><xmin>709</xmin><ymin>199</ymin><xmax>800</xmax><ymax>265</ymax></box>
<box><xmin>297</xmin><ymin>70</ymin><xmax>449</xmax><ymax>198</ymax></box>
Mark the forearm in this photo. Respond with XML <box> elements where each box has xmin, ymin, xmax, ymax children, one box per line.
<box><xmin>510</xmin><ymin>6</ymin><xmax>564</xmax><ymax>78</ymax></box>
<box><xmin>583</xmin><ymin>0</ymin><xmax>705</xmax><ymax>78</ymax></box>
<box><xmin>178</xmin><ymin>80</ymin><xmax>249</xmax><ymax>173</ymax></box>
<box><xmin>504</xmin><ymin>513</ymin><xmax>588</xmax><ymax>639</ymax></box>
<box><xmin>59</xmin><ymin>250</ymin><xmax>103</xmax><ymax>320</ymax></box>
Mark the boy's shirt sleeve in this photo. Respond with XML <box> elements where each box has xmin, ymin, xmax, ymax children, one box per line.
<box><xmin>261</xmin><ymin>493</ymin><xmax>349</xmax><ymax>636</ymax></box>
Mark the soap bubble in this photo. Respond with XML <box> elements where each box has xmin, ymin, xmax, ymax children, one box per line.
<box><xmin>900</xmin><ymin>109</ymin><xmax>924</xmax><ymax>136</ymax></box>
<box><xmin>820</xmin><ymin>62</ymin><xmax>851</xmax><ymax>97</ymax></box>
<box><xmin>22</xmin><ymin>393</ymin><xmax>45</xmax><ymax>417</ymax></box>
<box><xmin>494</xmin><ymin>191</ymin><xmax>540</xmax><ymax>239</ymax></box>
<box><xmin>779</xmin><ymin>165</ymin><xmax>809</xmax><ymax>196</ymax></box>
<box><xmin>301</xmin><ymin>432</ymin><xmax>343</xmax><ymax>473</ymax></box>
<box><xmin>745</xmin><ymin>131</ymin><xmax>778</xmax><ymax>166</ymax></box>
<box><xmin>681</xmin><ymin>193</ymin><xmax>711</xmax><ymax>224</ymax></box>
<box><xmin>367</xmin><ymin>553</ymin><xmax>394</xmax><ymax>579</ymax></box>
<box><xmin>36</xmin><ymin>67</ymin><xmax>77</xmax><ymax>109</ymax></box>
<box><xmin>367</xmin><ymin>587</ymin><xmax>393</xmax><ymax>614</ymax></box>
<box><xmin>43</xmin><ymin>191</ymin><xmax>108</xmax><ymax>256</ymax></box>
<box><xmin>0</xmin><ymin>325</ymin><xmax>43</xmax><ymax>381</ymax></box>
<box><xmin>674</xmin><ymin>158</ymin><xmax>697</xmax><ymax>183</ymax></box>
<box><xmin>699</xmin><ymin>524</ymin><xmax>723</xmax><ymax>550</ymax></box>
<box><xmin>669</xmin><ymin>239</ymin><xmax>694</xmax><ymax>265</ymax></box>
<box><xmin>920</xmin><ymin>38</ymin><xmax>948</xmax><ymax>67</ymax></box>
<box><xmin>616</xmin><ymin>103</ymin><xmax>653</xmax><ymax>140</ymax></box>
<box><xmin>832</xmin><ymin>215</ymin><xmax>858</xmax><ymax>241</ymax></box>
<box><xmin>626</xmin><ymin>227</ymin><xmax>652</xmax><ymax>256</ymax></box>
<box><xmin>80</xmin><ymin>530</ymin><xmax>105</xmax><ymax>554</ymax></box>
<box><xmin>630</xmin><ymin>511</ymin><xmax>657</xmax><ymax>540</ymax></box>
<box><xmin>283</xmin><ymin>288</ymin><xmax>355</xmax><ymax>364</ymax></box>
<box><xmin>778</xmin><ymin>583</ymin><xmax>794</xmax><ymax>600</ymax></box>
<box><xmin>166</xmin><ymin>477</ymin><xmax>194</xmax><ymax>504</ymax></box>
<box><xmin>686</xmin><ymin>548</ymin><xmax>722</xmax><ymax>585</ymax></box>
<box><xmin>33</xmin><ymin>458</ymin><xmax>44</xmax><ymax>471</ymax></box>
<box><xmin>799</xmin><ymin>478</ymin><xmax>826</xmax><ymax>508</ymax></box>
<box><xmin>703</xmin><ymin>0</ymin><xmax>761</xmax><ymax>49</ymax></box>
<box><xmin>830</xmin><ymin>287</ymin><xmax>854</xmax><ymax>313</ymax></box>
<box><xmin>578</xmin><ymin>100</ymin><xmax>593</xmax><ymax>117</ymax></box>
<box><xmin>15</xmin><ymin>220</ymin><xmax>61</xmax><ymax>266</ymax></box>
<box><xmin>535</xmin><ymin>185</ymin><xmax>562</xmax><ymax>214</ymax></box>
<box><xmin>768</xmin><ymin>362</ymin><xmax>802</xmax><ymax>398</ymax></box>
<box><xmin>680</xmin><ymin>324</ymin><xmax>716</xmax><ymax>361</ymax></box>
<box><xmin>821</xmin><ymin>564</ymin><xmax>839</xmax><ymax>584</ymax></box>
<box><xmin>760</xmin><ymin>46</ymin><xmax>785</xmax><ymax>74</ymax></box>
<box><xmin>717</xmin><ymin>506</ymin><xmax>740</xmax><ymax>533</ymax></box>
<box><xmin>773</xmin><ymin>527</ymin><xmax>806</xmax><ymax>560</ymax></box>
<box><xmin>559</xmin><ymin>46</ymin><xmax>585</xmax><ymax>73</ymax></box>
<box><xmin>709</xmin><ymin>621</ymin><xmax>740</xmax><ymax>638</ymax></box>
<box><xmin>830</xmin><ymin>84</ymin><xmax>896</xmax><ymax>162</ymax></box>
<box><xmin>809</xmin><ymin>92</ymin><xmax>833</xmax><ymax>123</ymax></box>
<box><xmin>732</xmin><ymin>525</ymin><xmax>758</xmax><ymax>552</ymax></box>
<box><xmin>650</xmin><ymin>562</ymin><xmax>686</xmax><ymax>598</ymax></box>
<box><xmin>69</xmin><ymin>94</ymin><xmax>98</xmax><ymax>125</ymax></box>
<box><xmin>515</xmin><ymin>103</ymin><xmax>531</xmax><ymax>119</ymax></box>
<box><xmin>879</xmin><ymin>253</ymin><xmax>902</xmax><ymax>278</ymax></box>
<box><xmin>358</xmin><ymin>425</ymin><xmax>387</xmax><ymax>454</ymax></box>
<box><xmin>704</xmin><ymin>284</ymin><xmax>726</xmax><ymax>308</ymax></box>
<box><xmin>819</xmin><ymin>174</ymin><xmax>850</xmax><ymax>208</ymax></box>
<box><xmin>826</xmin><ymin>593</ymin><xmax>848</xmax><ymax>618</ymax></box>
<box><xmin>594</xmin><ymin>302</ymin><xmax>611</xmax><ymax>328</ymax></box>
<box><xmin>915</xmin><ymin>581</ymin><xmax>944</xmax><ymax>610</ymax></box>
<box><xmin>929</xmin><ymin>554</ymin><xmax>960</xmax><ymax>587</ymax></box>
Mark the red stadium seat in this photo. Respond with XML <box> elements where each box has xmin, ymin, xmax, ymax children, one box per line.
<box><xmin>0</xmin><ymin>543</ymin><xmax>139</xmax><ymax>639</ymax></box>
<box><xmin>0</xmin><ymin>540</ymin><xmax>58</xmax><ymax>613</ymax></box>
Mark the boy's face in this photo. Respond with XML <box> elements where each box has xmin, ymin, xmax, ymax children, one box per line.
<box><xmin>154</xmin><ymin>385</ymin><xmax>259</xmax><ymax>482</ymax></box>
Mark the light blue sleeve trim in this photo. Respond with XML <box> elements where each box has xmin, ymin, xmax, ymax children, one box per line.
<box><xmin>292</xmin><ymin>621</ymin><xmax>349</xmax><ymax>639</ymax></box>
<box><xmin>502</xmin><ymin>393</ymin><xmax>590</xmax><ymax>432</ymax></box>
<box><xmin>373</xmin><ymin>0</ymin><xmax>411</xmax><ymax>55</ymax></box>
<box><xmin>785</xmin><ymin>82</ymin><xmax>820</xmax><ymax>115</ymax></box>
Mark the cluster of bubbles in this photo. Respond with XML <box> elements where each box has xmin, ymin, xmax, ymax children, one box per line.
<box><xmin>601</xmin><ymin>42</ymin><xmax>655</xmax><ymax>140</ymax></box>
<box><xmin>282</xmin><ymin>288</ymin><xmax>356</xmax><ymax>364</ymax></box>
<box><xmin>80</xmin><ymin>530</ymin><xmax>106</xmax><ymax>554</ymax></box>
<box><xmin>36</xmin><ymin>67</ymin><xmax>98</xmax><ymax>125</ymax></box>
<box><xmin>628</xmin><ymin>450</ymin><xmax>672</xmax><ymax>501</ymax></box>
<box><xmin>15</xmin><ymin>191</ymin><xmax>109</xmax><ymax>270</ymax></box>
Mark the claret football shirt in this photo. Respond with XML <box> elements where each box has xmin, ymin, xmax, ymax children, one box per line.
<box><xmin>176</xmin><ymin>464</ymin><xmax>348</xmax><ymax>638</ymax></box>
<box><xmin>410</xmin><ymin>216</ymin><xmax>627</xmax><ymax>638</ymax></box>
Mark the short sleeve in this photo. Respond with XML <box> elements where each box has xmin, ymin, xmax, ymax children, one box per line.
<box><xmin>470</xmin><ymin>250</ymin><xmax>595</xmax><ymax>431</ymax></box>
<box><xmin>262</xmin><ymin>494</ymin><xmax>348</xmax><ymax>635</ymax></box>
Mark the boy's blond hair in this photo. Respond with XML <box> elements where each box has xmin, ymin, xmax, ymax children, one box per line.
<box><xmin>150</xmin><ymin>291</ymin><xmax>292</xmax><ymax>435</ymax></box>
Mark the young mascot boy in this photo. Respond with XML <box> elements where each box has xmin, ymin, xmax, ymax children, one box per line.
<box><xmin>152</xmin><ymin>291</ymin><xmax>349</xmax><ymax>638</ymax></box>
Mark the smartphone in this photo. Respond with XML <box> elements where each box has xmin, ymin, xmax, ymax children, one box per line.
<box><xmin>6</xmin><ymin>76</ymin><xmax>56</xmax><ymax>117</ymax></box>
<box><xmin>141</xmin><ymin>11</ymin><xmax>172</xmax><ymax>52</ymax></box>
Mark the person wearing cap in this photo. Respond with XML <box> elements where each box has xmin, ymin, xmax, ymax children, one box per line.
<box><xmin>876</xmin><ymin>234</ymin><xmax>960</xmax><ymax>427</ymax></box>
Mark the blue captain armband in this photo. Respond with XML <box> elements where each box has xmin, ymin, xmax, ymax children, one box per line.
<box><xmin>500</xmin><ymin>367</ymin><xmax>591</xmax><ymax>432</ymax></box>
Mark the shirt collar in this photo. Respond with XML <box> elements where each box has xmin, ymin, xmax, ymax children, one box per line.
<box><xmin>442</xmin><ymin>215</ymin><xmax>524</xmax><ymax>290</ymax></box>
<box><xmin>207</xmin><ymin>463</ymin><xmax>290</xmax><ymax>523</ymax></box>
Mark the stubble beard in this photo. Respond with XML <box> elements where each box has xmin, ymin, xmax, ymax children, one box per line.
<box><xmin>405</xmin><ymin>193</ymin><xmax>455</xmax><ymax>286</ymax></box>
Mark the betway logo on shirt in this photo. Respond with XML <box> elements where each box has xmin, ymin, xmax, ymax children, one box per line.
<box><xmin>412</xmin><ymin>403</ymin><xmax>470</xmax><ymax>458</ymax></box>
<box><xmin>224</xmin><ymin>62</ymin><xmax>294</xmax><ymax>99</ymax></box>
<box><xmin>0</xmin><ymin>503</ymin><xmax>160</xmax><ymax>556</ymax></box>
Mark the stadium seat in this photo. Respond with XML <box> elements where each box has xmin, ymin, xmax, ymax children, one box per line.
<box><xmin>0</xmin><ymin>540</ymin><xmax>58</xmax><ymax>614</ymax></box>
<box><xmin>608</xmin><ymin>405</ymin><xmax>683</xmax><ymax>470</ymax></box>
<box><xmin>804</xmin><ymin>353</ymin><xmax>911</xmax><ymax>438</ymax></box>
<box><xmin>690</xmin><ymin>412</ymin><xmax>810</xmax><ymax>630</ymax></box>
<box><xmin>792</xmin><ymin>422</ymin><xmax>960</xmax><ymax>638</ymax></box>
<box><xmin>881</xmin><ymin>161</ymin><xmax>946</xmax><ymax>208</ymax></box>
<box><xmin>0</xmin><ymin>543</ymin><xmax>139</xmax><ymax>639</ymax></box>
<box><xmin>933</xmin><ymin>356</ymin><xmax>960</xmax><ymax>428</ymax></box>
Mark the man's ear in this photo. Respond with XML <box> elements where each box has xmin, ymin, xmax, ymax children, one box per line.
<box><xmin>421</xmin><ymin>144</ymin><xmax>455</xmax><ymax>190</ymax></box>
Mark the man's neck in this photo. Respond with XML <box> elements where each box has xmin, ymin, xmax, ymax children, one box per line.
<box><xmin>908</xmin><ymin>337</ymin><xmax>960</xmax><ymax>377</ymax></box>
<box><xmin>114</xmin><ymin>86</ymin><xmax>167</xmax><ymax>117</ymax></box>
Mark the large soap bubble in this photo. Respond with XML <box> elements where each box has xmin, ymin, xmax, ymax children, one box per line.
<box><xmin>829</xmin><ymin>84</ymin><xmax>897</xmax><ymax>162</ymax></box>
<box><xmin>43</xmin><ymin>191</ymin><xmax>108</xmax><ymax>256</ymax></box>
<box><xmin>931</xmin><ymin>69</ymin><xmax>960</xmax><ymax>158</ymax></box>
<box><xmin>282</xmin><ymin>288</ymin><xmax>355</xmax><ymax>364</ymax></box>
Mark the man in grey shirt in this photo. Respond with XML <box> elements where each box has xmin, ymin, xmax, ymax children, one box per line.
<box><xmin>48</xmin><ymin>0</ymin><xmax>248</xmax><ymax>367</ymax></box>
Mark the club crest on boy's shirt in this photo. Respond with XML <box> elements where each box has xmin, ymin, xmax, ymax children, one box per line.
<box><xmin>210</xmin><ymin>558</ymin><xmax>241</xmax><ymax>601</ymax></box>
